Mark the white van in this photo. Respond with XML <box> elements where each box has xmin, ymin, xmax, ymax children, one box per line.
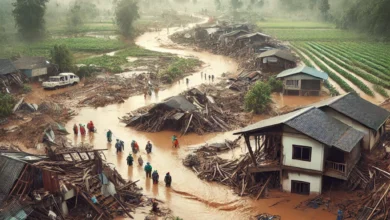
<box><xmin>42</xmin><ymin>73</ymin><xmax>80</xmax><ymax>89</ymax></box>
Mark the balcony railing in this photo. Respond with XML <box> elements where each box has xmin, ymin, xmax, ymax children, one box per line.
<box><xmin>325</xmin><ymin>160</ymin><xmax>347</xmax><ymax>176</ymax></box>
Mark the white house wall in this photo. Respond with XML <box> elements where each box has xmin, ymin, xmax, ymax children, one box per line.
<box><xmin>32</xmin><ymin>68</ymin><xmax>47</xmax><ymax>77</ymax></box>
<box><xmin>282</xmin><ymin>129</ymin><xmax>325</xmax><ymax>172</ymax></box>
<box><xmin>322</xmin><ymin>108</ymin><xmax>372</xmax><ymax>150</ymax></box>
<box><xmin>282</xmin><ymin>171</ymin><xmax>322</xmax><ymax>195</ymax></box>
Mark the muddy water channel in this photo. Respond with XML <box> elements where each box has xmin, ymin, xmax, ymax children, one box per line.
<box><xmin>65</xmin><ymin>21</ymin><xmax>334</xmax><ymax>219</ymax></box>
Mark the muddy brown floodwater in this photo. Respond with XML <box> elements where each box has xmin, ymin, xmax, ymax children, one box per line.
<box><xmin>65</xmin><ymin>18</ymin><xmax>335</xmax><ymax>219</ymax></box>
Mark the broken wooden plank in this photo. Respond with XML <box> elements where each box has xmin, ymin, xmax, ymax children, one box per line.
<box><xmin>256</xmin><ymin>176</ymin><xmax>271</xmax><ymax>200</ymax></box>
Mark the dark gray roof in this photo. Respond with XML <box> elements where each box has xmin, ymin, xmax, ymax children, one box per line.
<box><xmin>0</xmin><ymin>59</ymin><xmax>18</xmax><ymax>75</ymax></box>
<box><xmin>314</xmin><ymin>93</ymin><xmax>390</xmax><ymax>130</ymax></box>
<box><xmin>258</xmin><ymin>49</ymin><xmax>297</xmax><ymax>62</ymax></box>
<box><xmin>236</xmin><ymin>32</ymin><xmax>271</xmax><ymax>40</ymax></box>
<box><xmin>13</xmin><ymin>57</ymin><xmax>49</xmax><ymax>70</ymax></box>
<box><xmin>0</xmin><ymin>155</ymin><xmax>26</xmax><ymax>205</ymax></box>
<box><xmin>234</xmin><ymin>107</ymin><xmax>364</xmax><ymax>152</ymax></box>
<box><xmin>277</xmin><ymin>66</ymin><xmax>328</xmax><ymax>80</ymax></box>
<box><xmin>220</xmin><ymin>30</ymin><xmax>249</xmax><ymax>38</ymax></box>
<box><xmin>156</xmin><ymin>95</ymin><xmax>197</xmax><ymax>112</ymax></box>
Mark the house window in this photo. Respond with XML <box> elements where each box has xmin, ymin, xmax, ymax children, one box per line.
<box><xmin>291</xmin><ymin>180</ymin><xmax>310</xmax><ymax>195</ymax></box>
<box><xmin>292</xmin><ymin>145</ymin><xmax>312</xmax><ymax>161</ymax></box>
<box><xmin>286</xmin><ymin>80</ymin><xmax>299</xmax><ymax>88</ymax></box>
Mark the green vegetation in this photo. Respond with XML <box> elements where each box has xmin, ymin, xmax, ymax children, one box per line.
<box><xmin>80</xmin><ymin>46</ymin><xmax>162</xmax><ymax>73</ymax></box>
<box><xmin>268</xmin><ymin>76</ymin><xmax>283</xmax><ymax>92</ymax></box>
<box><xmin>0</xmin><ymin>37</ymin><xmax>126</xmax><ymax>58</ymax></box>
<box><xmin>300</xmin><ymin>43</ymin><xmax>374</xmax><ymax>96</ymax></box>
<box><xmin>244</xmin><ymin>81</ymin><xmax>272</xmax><ymax>114</ymax></box>
<box><xmin>51</xmin><ymin>45</ymin><xmax>75</xmax><ymax>72</ymax></box>
<box><xmin>262</xmin><ymin>29</ymin><xmax>367</xmax><ymax>41</ymax></box>
<box><xmin>161</xmin><ymin>58</ymin><xmax>202</xmax><ymax>83</ymax></box>
<box><xmin>257</xmin><ymin>20</ymin><xmax>334</xmax><ymax>29</ymax></box>
<box><xmin>0</xmin><ymin>93</ymin><xmax>15</xmax><ymax>118</ymax></box>
<box><xmin>12</xmin><ymin>0</ymin><xmax>49</xmax><ymax>40</ymax></box>
<box><xmin>294</xmin><ymin>46</ymin><xmax>354</xmax><ymax>93</ymax></box>
<box><xmin>115</xmin><ymin>0</ymin><xmax>140</xmax><ymax>37</ymax></box>
<box><xmin>22</xmin><ymin>84</ymin><xmax>32</xmax><ymax>93</ymax></box>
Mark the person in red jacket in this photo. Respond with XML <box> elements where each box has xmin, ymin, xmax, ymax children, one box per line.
<box><xmin>87</xmin><ymin>121</ymin><xmax>95</xmax><ymax>132</ymax></box>
<box><xmin>79</xmin><ymin>124</ymin><xmax>86</xmax><ymax>136</ymax></box>
<box><xmin>73</xmin><ymin>124</ymin><xmax>78</xmax><ymax>135</ymax></box>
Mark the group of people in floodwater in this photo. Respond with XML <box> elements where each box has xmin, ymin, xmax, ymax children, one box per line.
<box><xmin>105</xmin><ymin>129</ymin><xmax>177</xmax><ymax>188</ymax></box>
<box><xmin>73</xmin><ymin>121</ymin><xmax>96</xmax><ymax>136</ymax></box>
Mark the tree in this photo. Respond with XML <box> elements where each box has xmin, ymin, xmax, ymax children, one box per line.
<box><xmin>244</xmin><ymin>81</ymin><xmax>272</xmax><ymax>114</ymax></box>
<box><xmin>115</xmin><ymin>0</ymin><xmax>140</xmax><ymax>37</ymax></box>
<box><xmin>50</xmin><ymin>45</ymin><xmax>75</xmax><ymax>72</ymax></box>
<box><xmin>318</xmin><ymin>0</ymin><xmax>330</xmax><ymax>20</ymax></box>
<box><xmin>0</xmin><ymin>93</ymin><xmax>15</xmax><ymax>118</ymax></box>
<box><xmin>12</xmin><ymin>0</ymin><xmax>49</xmax><ymax>40</ymax></box>
<box><xmin>230</xmin><ymin>0</ymin><xmax>243</xmax><ymax>10</ymax></box>
<box><xmin>67</xmin><ymin>3</ymin><xmax>84</xmax><ymax>32</ymax></box>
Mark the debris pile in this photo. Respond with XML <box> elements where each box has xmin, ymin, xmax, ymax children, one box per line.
<box><xmin>252</xmin><ymin>213</ymin><xmax>281</xmax><ymax>220</ymax></box>
<box><xmin>121</xmin><ymin>88</ymin><xmax>248</xmax><ymax>135</ymax></box>
<box><xmin>0</xmin><ymin>148</ymin><xmax>145</xmax><ymax>219</ymax></box>
<box><xmin>183</xmin><ymin>138</ymin><xmax>280</xmax><ymax>198</ymax></box>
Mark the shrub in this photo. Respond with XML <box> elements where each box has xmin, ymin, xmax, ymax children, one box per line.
<box><xmin>244</xmin><ymin>81</ymin><xmax>272</xmax><ymax>114</ymax></box>
<box><xmin>0</xmin><ymin>93</ymin><xmax>15</xmax><ymax>118</ymax></box>
<box><xmin>76</xmin><ymin>65</ymin><xmax>97</xmax><ymax>77</ymax></box>
<box><xmin>268</xmin><ymin>76</ymin><xmax>283</xmax><ymax>92</ymax></box>
<box><xmin>22</xmin><ymin>84</ymin><xmax>32</xmax><ymax>93</ymax></box>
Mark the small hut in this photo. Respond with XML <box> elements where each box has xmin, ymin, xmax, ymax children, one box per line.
<box><xmin>276</xmin><ymin>66</ymin><xmax>328</xmax><ymax>96</ymax></box>
<box><xmin>256</xmin><ymin>49</ymin><xmax>297</xmax><ymax>71</ymax></box>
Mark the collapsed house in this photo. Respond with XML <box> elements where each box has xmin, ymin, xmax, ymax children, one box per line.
<box><xmin>0</xmin><ymin>149</ymin><xmax>142</xmax><ymax>219</ymax></box>
<box><xmin>121</xmin><ymin>88</ymin><xmax>246</xmax><ymax>135</ymax></box>
<box><xmin>0</xmin><ymin>59</ymin><xmax>24</xmax><ymax>92</ymax></box>
<box><xmin>256</xmin><ymin>49</ymin><xmax>297</xmax><ymax>72</ymax></box>
<box><xmin>234</xmin><ymin>107</ymin><xmax>364</xmax><ymax>195</ymax></box>
<box><xmin>276</xmin><ymin>66</ymin><xmax>328</xmax><ymax>96</ymax></box>
<box><xmin>218</xmin><ymin>30</ymin><xmax>249</xmax><ymax>47</ymax></box>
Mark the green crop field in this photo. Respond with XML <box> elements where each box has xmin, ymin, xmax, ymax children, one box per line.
<box><xmin>258</xmin><ymin>20</ymin><xmax>390</xmax><ymax>99</ymax></box>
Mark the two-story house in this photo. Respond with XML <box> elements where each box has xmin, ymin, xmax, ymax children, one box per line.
<box><xmin>234</xmin><ymin>107</ymin><xmax>364</xmax><ymax>195</ymax></box>
<box><xmin>314</xmin><ymin>93</ymin><xmax>390</xmax><ymax>151</ymax></box>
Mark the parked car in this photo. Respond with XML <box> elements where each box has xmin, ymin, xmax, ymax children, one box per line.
<box><xmin>42</xmin><ymin>73</ymin><xmax>80</xmax><ymax>89</ymax></box>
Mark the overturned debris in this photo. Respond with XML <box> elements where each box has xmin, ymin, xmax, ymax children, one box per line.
<box><xmin>183</xmin><ymin>138</ymin><xmax>280</xmax><ymax>198</ymax></box>
<box><xmin>121</xmin><ymin>88</ymin><xmax>248</xmax><ymax>135</ymax></box>
<box><xmin>0</xmin><ymin>148</ymin><xmax>143</xmax><ymax>219</ymax></box>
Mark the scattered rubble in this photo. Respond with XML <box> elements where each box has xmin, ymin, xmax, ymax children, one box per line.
<box><xmin>252</xmin><ymin>213</ymin><xmax>281</xmax><ymax>220</ymax></box>
<box><xmin>183</xmin><ymin>137</ymin><xmax>279</xmax><ymax>199</ymax></box>
<box><xmin>121</xmin><ymin>88</ymin><xmax>250</xmax><ymax>135</ymax></box>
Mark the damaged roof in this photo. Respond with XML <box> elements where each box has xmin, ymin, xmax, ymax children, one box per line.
<box><xmin>13</xmin><ymin>57</ymin><xmax>50</xmax><ymax>70</ymax></box>
<box><xmin>258</xmin><ymin>49</ymin><xmax>297</xmax><ymax>62</ymax></box>
<box><xmin>0</xmin><ymin>155</ymin><xmax>26</xmax><ymax>205</ymax></box>
<box><xmin>277</xmin><ymin>66</ymin><xmax>328</xmax><ymax>80</ymax></box>
<box><xmin>220</xmin><ymin>30</ymin><xmax>249</xmax><ymax>38</ymax></box>
<box><xmin>314</xmin><ymin>93</ymin><xmax>390</xmax><ymax>131</ymax></box>
<box><xmin>0</xmin><ymin>59</ymin><xmax>18</xmax><ymax>75</ymax></box>
<box><xmin>234</xmin><ymin>107</ymin><xmax>364</xmax><ymax>152</ymax></box>
<box><xmin>236</xmin><ymin>32</ymin><xmax>271</xmax><ymax>40</ymax></box>
<box><xmin>156</xmin><ymin>95</ymin><xmax>197</xmax><ymax>112</ymax></box>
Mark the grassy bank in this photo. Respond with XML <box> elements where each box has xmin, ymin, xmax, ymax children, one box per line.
<box><xmin>160</xmin><ymin>57</ymin><xmax>202</xmax><ymax>83</ymax></box>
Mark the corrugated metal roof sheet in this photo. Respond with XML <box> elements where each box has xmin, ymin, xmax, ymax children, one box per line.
<box><xmin>234</xmin><ymin>107</ymin><xmax>364</xmax><ymax>152</ymax></box>
<box><xmin>236</xmin><ymin>32</ymin><xmax>271</xmax><ymax>40</ymax></box>
<box><xmin>258</xmin><ymin>49</ymin><xmax>297</xmax><ymax>62</ymax></box>
<box><xmin>0</xmin><ymin>59</ymin><xmax>18</xmax><ymax>75</ymax></box>
<box><xmin>13</xmin><ymin>57</ymin><xmax>49</xmax><ymax>70</ymax></box>
<box><xmin>277</xmin><ymin>66</ymin><xmax>328</xmax><ymax>80</ymax></box>
<box><xmin>0</xmin><ymin>156</ymin><xmax>25</xmax><ymax>204</ymax></box>
<box><xmin>314</xmin><ymin>93</ymin><xmax>390</xmax><ymax>130</ymax></box>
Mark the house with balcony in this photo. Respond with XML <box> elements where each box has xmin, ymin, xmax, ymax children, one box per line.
<box><xmin>234</xmin><ymin>107</ymin><xmax>364</xmax><ymax>195</ymax></box>
<box><xmin>314</xmin><ymin>93</ymin><xmax>390</xmax><ymax>151</ymax></box>
<box><xmin>276</xmin><ymin>66</ymin><xmax>328</xmax><ymax>96</ymax></box>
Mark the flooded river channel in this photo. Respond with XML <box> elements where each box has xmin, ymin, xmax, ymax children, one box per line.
<box><xmin>65</xmin><ymin>19</ymin><xmax>335</xmax><ymax>220</ymax></box>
